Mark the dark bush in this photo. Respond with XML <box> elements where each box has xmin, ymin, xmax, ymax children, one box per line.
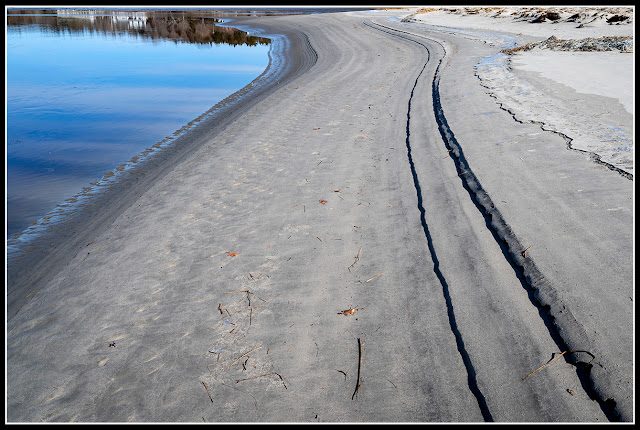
<box><xmin>607</xmin><ymin>15</ymin><xmax>629</xmax><ymax>23</ymax></box>
<box><xmin>532</xmin><ymin>11</ymin><xmax>562</xmax><ymax>23</ymax></box>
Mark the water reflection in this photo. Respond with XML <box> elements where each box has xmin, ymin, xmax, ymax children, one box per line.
<box><xmin>6</xmin><ymin>9</ymin><xmax>272</xmax><ymax>237</ymax></box>
<box><xmin>6</xmin><ymin>9</ymin><xmax>271</xmax><ymax>46</ymax></box>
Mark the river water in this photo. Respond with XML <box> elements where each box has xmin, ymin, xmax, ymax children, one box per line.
<box><xmin>6</xmin><ymin>8</ymin><xmax>277</xmax><ymax>237</ymax></box>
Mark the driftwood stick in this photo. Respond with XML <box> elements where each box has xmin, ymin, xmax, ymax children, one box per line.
<box><xmin>226</xmin><ymin>346</ymin><xmax>263</xmax><ymax>371</ymax></box>
<box><xmin>365</xmin><ymin>272</ymin><xmax>383</xmax><ymax>283</ymax></box>
<box><xmin>348</xmin><ymin>247</ymin><xmax>362</xmax><ymax>271</ymax></box>
<box><xmin>202</xmin><ymin>381</ymin><xmax>214</xmax><ymax>402</ymax></box>
<box><xmin>236</xmin><ymin>372</ymin><xmax>287</xmax><ymax>389</ymax></box>
<box><xmin>352</xmin><ymin>338</ymin><xmax>363</xmax><ymax>400</ymax></box>
<box><xmin>522</xmin><ymin>350</ymin><xmax>595</xmax><ymax>381</ymax></box>
<box><xmin>216</xmin><ymin>295</ymin><xmax>278</xmax><ymax>320</ymax></box>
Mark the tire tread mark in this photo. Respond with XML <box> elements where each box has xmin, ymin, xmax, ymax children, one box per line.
<box><xmin>367</xmin><ymin>20</ymin><xmax>622</xmax><ymax>422</ymax></box>
<box><xmin>363</xmin><ymin>20</ymin><xmax>494</xmax><ymax>422</ymax></box>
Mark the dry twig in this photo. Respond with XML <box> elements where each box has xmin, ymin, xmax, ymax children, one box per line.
<box><xmin>202</xmin><ymin>381</ymin><xmax>214</xmax><ymax>402</ymax></box>
<box><xmin>216</xmin><ymin>295</ymin><xmax>278</xmax><ymax>320</ymax></box>
<box><xmin>522</xmin><ymin>350</ymin><xmax>596</xmax><ymax>381</ymax></box>
<box><xmin>352</xmin><ymin>338</ymin><xmax>363</xmax><ymax>400</ymax></box>
<box><xmin>236</xmin><ymin>372</ymin><xmax>287</xmax><ymax>389</ymax></box>
<box><xmin>365</xmin><ymin>272</ymin><xmax>383</xmax><ymax>283</ymax></box>
<box><xmin>226</xmin><ymin>346</ymin><xmax>263</xmax><ymax>371</ymax></box>
<box><xmin>348</xmin><ymin>247</ymin><xmax>362</xmax><ymax>272</ymax></box>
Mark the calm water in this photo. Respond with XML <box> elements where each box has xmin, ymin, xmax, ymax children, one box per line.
<box><xmin>6</xmin><ymin>9</ymin><xmax>273</xmax><ymax>237</ymax></box>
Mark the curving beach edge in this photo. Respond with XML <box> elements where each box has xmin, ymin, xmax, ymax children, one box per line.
<box><xmin>6</xmin><ymin>8</ymin><xmax>633</xmax><ymax>423</ymax></box>
<box><xmin>6</xmin><ymin>16</ymin><xmax>317</xmax><ymax>321</ymax></box>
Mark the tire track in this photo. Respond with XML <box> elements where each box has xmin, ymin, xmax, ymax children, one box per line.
<box><xmin>362</xmin><ymin>20</ymin><xmax>493</xmax><ymax>422</ymax></box>
<box><xmin>364</xmin><ymin>20</ymin><xmax>621</xmax><ymax>421</ymax></box>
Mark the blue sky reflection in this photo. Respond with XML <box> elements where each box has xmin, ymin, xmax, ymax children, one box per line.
<box><xmin>6</xmin><ymin>16</ymin><xmax>270</xmax><ymax>236</ymax></box>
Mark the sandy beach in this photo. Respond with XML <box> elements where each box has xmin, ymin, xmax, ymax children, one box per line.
<box><xmin>6</xmin><ymin>7</ymin><xmax>633</xmax><ymax>423</ymax></box>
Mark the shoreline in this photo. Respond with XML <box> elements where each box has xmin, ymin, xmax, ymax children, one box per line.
<box><xmin>405</xmin><ymin>7</ymin><xmax>634</xmax><ymax>178</ymax></box>
<box><xmin>6</xmin><ymin>13</ymin><xmax>275</xmax><ymax>239</ymax></box>
<box><xmin>6</xmin><ymin>17</ymin><xmax>317</xmax><ymax>321</ymax></box>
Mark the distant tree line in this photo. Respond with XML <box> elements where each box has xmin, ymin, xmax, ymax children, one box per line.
<box><xmin>145</xmin><ymin>14</ymin><xmax>270</xmax><ymax>46</ymax></box>
<box><xmin>7</xmin><ymin>10</ymin><xmax>270</xmax><ymax>46</ymax></box>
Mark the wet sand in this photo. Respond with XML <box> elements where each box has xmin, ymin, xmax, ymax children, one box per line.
<box><xmin>6</xmin><ymin>9</ymin><xmax>633</xmax><ymax>423</ymax></box>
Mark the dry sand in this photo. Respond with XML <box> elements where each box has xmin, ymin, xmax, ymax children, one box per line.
<box><xmin>6</xmin><ymin>7</ymin><xmax>634</xmax><ymax>423</ymax></box>
<box><xmin>410</xmin><ymin>6</ymin><xmax>634</xmax><ymax>176</ymax></box>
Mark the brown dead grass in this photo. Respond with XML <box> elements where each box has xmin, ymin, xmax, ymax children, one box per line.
<box><xmin>416</xmin><ymin>8</ymin><xmax>439</xmax><ymax>14</ymax></box>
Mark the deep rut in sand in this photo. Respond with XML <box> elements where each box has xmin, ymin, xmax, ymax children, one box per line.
<box><xmin>363</xmin><ymin>20</ymin><xmax>620</xmax><ymax>422</ymax></box>
<box><xmin>363</xmin><ymin>20</ymin><xmax>493</xmax><ymax>422</ymax></box>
